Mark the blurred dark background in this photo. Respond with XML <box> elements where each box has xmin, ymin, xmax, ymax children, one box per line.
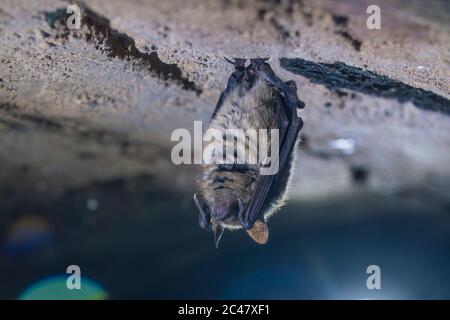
<box><xmin>1</xmin><ymin>182</ymin><xmax>450</xmax><ymax>299</ymax></box>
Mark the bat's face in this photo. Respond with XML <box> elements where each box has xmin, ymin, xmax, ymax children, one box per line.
<box><xmin>194</xmin><ymin>190</ymin><xmax>269</xmax><ymax>247</ymax></box>
<box><xmin>212</xmin><ymin>192</ymin><xmax>270</xmax><ymax>246</ymax></box>
<box><xmin>198</xmin><ymin>187</ymin><xmax>246</xmax><ymax>234</ymax></box>
<box><xmin>212</xmin><ymin>194</ymin><xmax>240</xmax><ymax>225</ymax></box>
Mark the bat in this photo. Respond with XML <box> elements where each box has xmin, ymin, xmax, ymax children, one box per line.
<box><xmin>193</xmin><ymin>58</ymin><xmax>305</xmax><ymax>247</ymax></box>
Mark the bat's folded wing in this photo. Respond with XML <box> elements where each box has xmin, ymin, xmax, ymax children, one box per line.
<box><xmin>239</xmin><ymin>67</ymin><xmax>304</xmax><ymax>230</ymax></box>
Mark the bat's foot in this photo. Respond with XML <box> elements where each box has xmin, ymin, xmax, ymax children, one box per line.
<box><xmin>224</xmin><ymin>57</ymin><xmax>246</xmax><ymax>71</ymax></box>
<box><xmin>250</xmin><ymin>58</ymin><xmax>270</xmax><ymax>68</ymax></box>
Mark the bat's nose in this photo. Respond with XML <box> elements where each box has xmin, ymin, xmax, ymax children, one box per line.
<box><xmin>213</xmin><ymin>202</ymin><xmax>229</xmax><ymax>221</ymax></box>
<box><xmin>213</xmin><ymin>198</ymin><xmax>238</xmax><ymax>222</ymax></box>
<box><xmin>215</xmin><ymin>208</ymin><xmax>228</xmax><ymax>221</ymax></box>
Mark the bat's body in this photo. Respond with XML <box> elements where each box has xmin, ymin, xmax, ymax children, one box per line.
<box><xmin>194</xmin><ymin>58</ymin><xmax>304</xmax><ymax>246</ymax></box>
<box><xmin>200</xmin><ymin>79</ymin><xmax>279</xmax><ymax>230</ymax></box>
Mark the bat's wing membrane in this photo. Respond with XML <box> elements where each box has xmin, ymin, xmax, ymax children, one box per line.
<box><xmin>238</xmin><ymin>61</ymin><xmax>304</xmax><ymax>229</ymax></box>
<box><xmin>210</xmin><ymin>59</ymin><xmax>246</xmax><ymax>122</ymax></box>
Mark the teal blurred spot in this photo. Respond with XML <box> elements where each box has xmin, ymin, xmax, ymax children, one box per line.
<box><xmin>18</xmin><ymin>275</ymin><xmax>108</xmax><ymax>300</ymax></box>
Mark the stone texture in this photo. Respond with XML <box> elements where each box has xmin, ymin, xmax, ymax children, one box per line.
<box><xmin>0</xmin><ymin>0</ymin><xmax>449</xmax><ymax>212</ymax></box>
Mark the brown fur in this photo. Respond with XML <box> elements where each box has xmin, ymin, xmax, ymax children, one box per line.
<box><xmin>198</xmin><ymin>80</ymin><xmax>280</xmax><ymax>230</ymax></box>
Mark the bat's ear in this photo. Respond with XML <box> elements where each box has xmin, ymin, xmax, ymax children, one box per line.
<box><xmin>246</xmin><ymin>220</ymin><xmax>269</xmax><ymax>245</ymax></box>
<box><xmin>193</xmin><ymin>193</ymin><xmax>211</xmax><ymax>231</ymax></box>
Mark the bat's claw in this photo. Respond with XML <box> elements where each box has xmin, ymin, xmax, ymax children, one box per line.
<box><xmin>237</xmin><ymin>198</ymin><xmax>253</xmax><ymax>230</ymax></box>
<box><xmin>238</xmin><ymin>213</ymin><xmax>253</xmax><ymax>230</ymax></box>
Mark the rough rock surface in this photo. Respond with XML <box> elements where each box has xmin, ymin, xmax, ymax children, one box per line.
<box><xmin>0</xmin><ymin>0</ymin><xmax>449</xmax><ymax>211</ymax></box>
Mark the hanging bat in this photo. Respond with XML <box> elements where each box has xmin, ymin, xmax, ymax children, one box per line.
<box><xmin>193</xmin><ymin>58</ymin><xmax>305</xmax><ymax>247</ymax></box>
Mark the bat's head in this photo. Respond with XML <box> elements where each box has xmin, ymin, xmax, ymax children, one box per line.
<box><xmin>194</xmin><ymin>191</ymin><xmax>269</xmax><ymax>247</ymax></box>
